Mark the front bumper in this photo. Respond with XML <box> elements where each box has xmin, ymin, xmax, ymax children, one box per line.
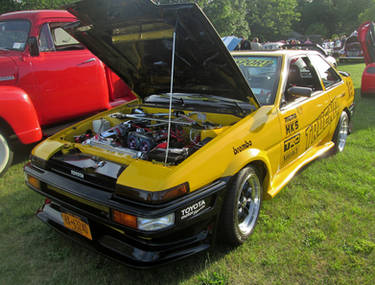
<box><xmin>24</xmin><ymin>163</ymin><xmax>228</xmax><ymax>268</ymax></box>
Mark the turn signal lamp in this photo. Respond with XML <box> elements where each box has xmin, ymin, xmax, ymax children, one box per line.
<box><xmin>112</xmin><ymin>210</ymin><xmax>137</xmax><ymax>229</ymax></box>
<box><xmin>116</xmin><ymin>182</ymin><xmax>189</xmax><ymax>204</ymax></box>
<box><xmin>26</xmin><ymin>174</ymin><xmax>41</xmax><ymax>190</ymax></box>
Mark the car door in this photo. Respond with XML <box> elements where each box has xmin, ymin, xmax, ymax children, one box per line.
<box><xmin>30</xmin><ymin>22</ymin><xmax>110</xmax><ymax>126</ymax></box>
<box><xmin>278</xmin><ymin>56</ymin><xmax>331</xmax><ymax>168</ymax></box>
<box><xmin>308</xmin><ymin>54</ymin><xmax>346</xmax><ymax>137</ymax></box>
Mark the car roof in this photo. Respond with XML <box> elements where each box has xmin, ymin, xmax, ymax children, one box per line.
<box><xmin>231</xmin><ymin>49</ymin><xmax>321</xmax><ymax>57</ymax></box>
<box><xmin>0</xmin><ymin>10</ymin><xmax>75</xmax><ymax>22</ymax></box>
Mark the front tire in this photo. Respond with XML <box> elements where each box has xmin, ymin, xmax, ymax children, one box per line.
<box><xmin>332</xmin><ymin>111</ymin><xmax>349</xmax><ymax>153</ymax></box>
<box><xmin>0</xmin><ymin>130</ymin><xmax>14</xmax><ymax>177</ymax></box>
<box><xmin>221</xmin><ymin>166</ymin><xmax>262</xmax><ymax>245</ymax></box>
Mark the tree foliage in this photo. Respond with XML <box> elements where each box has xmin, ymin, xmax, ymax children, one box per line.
<box><xmin>247</xmin><ymin>0</ymin><xmax>300</xmax><ymax>41</ymax></box>
<box><xmin>359</xmin><ymin>0</ymin><xmax>375</xmax><ymax>23</ymax></box>
<box><xmin>1</xmin><ymin>0</ymin><xmax>373</xmax><ymax>41</ymax></box>
<box><xmin>160</xmin><ymin>0</ymin><xmax>250</xmax><ymax>38</ymax></box>
<box><xmin>297</xmin><ymin>0</ymin><xmax>372</xmax><ymax>38</ymax></box>
<box><xmin>0</xmin><ymin>0</ymin><xmax>77</xmax><ymax>15</ymax></box>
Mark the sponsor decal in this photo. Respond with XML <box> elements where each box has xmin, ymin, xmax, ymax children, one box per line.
<box><xmin>283</xmin><ymin>133</ymin><xmax>300</xmax><ymax>162</ymax></box>
<box><xmin>180</xmin><ymin>199</ymin><xmax>206</xmax><ymax>220</ymax></box>
<box><xmin>71</xmin><ymin>170</ymin><xmax>84</xmax><ymax>179</ymax></box>
<box><xmin>234</xmin><ymin>58</ymin><xmax>274</xmax><ymax>67</ymax></box>
<box><xmin>284</xmin><ymin>113</ymin><xmax>297</xmax><ymax>122</ymax></box>
<box><xmin>233</xmin><ymin>140</ymin><xmax>253</xmax><ymax>155</ymax></box>
<box><xmin>305</xmin><ymin>100</ymin><xmax>338</xmax><ymax>150</ymax></box>
<box><xmin>284</xmin><ymin>113</ymin><xmax>299</xmax><ymax>136</ymax></box>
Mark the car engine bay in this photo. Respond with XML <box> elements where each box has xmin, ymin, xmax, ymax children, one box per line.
<box><xmin>71</xmin><ymin>108</ymin><xmax>228</xmax><ymax>165</ymax></box>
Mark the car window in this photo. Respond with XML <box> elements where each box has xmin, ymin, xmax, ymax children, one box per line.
<box><xmin>52</xmin><ymin>27</ymin><xmax>81</xmax><ymax>48</ymax></box>
<box><xmin>309</xmin><ymin>54</ymin><xmax>341</xmax><ymax>89</ymax></box>
<box><xmin>39</xmin><ymin>23</ymin><xmax>55</xmax><ymax>52</ymax></box>
<box><xmin>233</xmin><ymin>55</ymin><xmax>281</xmax><ymax>105</ymax></box>
<box><xmin>39</xmin><ymin>22</ymin><xmax>83</xmax><ymax>52</ymax></box>
<box><xmin>0</xmin><ymin>20</ymin><xmax>30</xmax><ymax>51</ymax></box>
<box><xmin>283</xmin><ymin>56</ymin><xmax>322</xmax><ymax>106</ymax></box>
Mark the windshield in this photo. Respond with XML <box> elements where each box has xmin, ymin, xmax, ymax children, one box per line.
<box><xmin>0</xmin><ymin>20</ymin><xmax>30</xmax><ymax>51</ymax></box>
<box><xmin>234</xmin><ymin>56</ymin><xmax>281</xmax><ymax>105</ymax></box>
<box><xmin>144</xmin><ymin>93</ymin><xmax>256</xmax><ymax>116</ymax></box>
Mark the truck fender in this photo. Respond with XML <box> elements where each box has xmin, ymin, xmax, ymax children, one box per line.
<box><xmin>222</xmin><ymin>147</ymin><xmax>273</xmax><ymax>198</ymax></box>
<box><xmin>0</xmin><ymin>86</ymin><xmax>42</xmax><ymax>144</ymax></box>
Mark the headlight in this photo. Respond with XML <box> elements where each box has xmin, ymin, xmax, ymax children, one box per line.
<box><xmin>112</xmin><ymin>210</ymin><xmax>175</xmax><ymax>231</ymax></box>
<box><xmin>137</xmin><ymin>213</ymin><xmax>175</xmax><ymax>231</ymax></box>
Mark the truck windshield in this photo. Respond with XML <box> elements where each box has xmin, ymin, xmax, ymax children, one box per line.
<box><xmin>233</xmin><ymin>55</ymin><xmax>281</xmax><ymax>105</ymax></box>
<box><xmin>0</xmin><ymin>20</ymin><xmax>30</xmax><ymax>51</ymax></box>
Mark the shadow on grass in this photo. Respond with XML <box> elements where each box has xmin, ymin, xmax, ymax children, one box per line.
<box><xmin>351</xmin><ymin>88</ymin><xmax>375</xmax><ymax>133</ymax></box>
<box><xmin>12</xmin><ymin>142</ymin><xmax>37</xmax><ymax>165</ymax></box>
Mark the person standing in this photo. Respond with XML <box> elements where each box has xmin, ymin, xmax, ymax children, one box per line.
<box><xmin>251</xmin><ymin>37</ymin><xmax>262</xmax><ymax>50</ymax></box>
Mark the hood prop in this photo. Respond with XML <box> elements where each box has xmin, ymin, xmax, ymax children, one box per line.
<box><xmin>165</xmin><ymin>30</ymin><xmax>177</xmax><ymax>165</ymax></box>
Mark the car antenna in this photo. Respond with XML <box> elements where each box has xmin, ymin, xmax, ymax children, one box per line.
<box><xmin>165</xmin><ymin>27</ymin><xmax>177</xmax><ymax>165</ymax></box>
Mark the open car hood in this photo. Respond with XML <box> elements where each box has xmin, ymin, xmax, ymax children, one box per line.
<box><xmin>358</xmin><ymin>21</ymin><xmax>375</xmax><ymax>65</ymax></box>
<box><xmin>66</xmin><ymin>0</ymin><xmax>258</xmax><ymax>107</ymax></box>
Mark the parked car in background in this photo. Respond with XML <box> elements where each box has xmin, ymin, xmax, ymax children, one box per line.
<box><xmin>358</xmin><ymin>21</ymin><xmax>375</xmax><ymax>96</ymax></box>
<box><xmin>339</xmin><ymin>34</ymin><xmax>364</xmax><ymax>62</ymax></box>
<box><xmin>262</xmin><ymin>42</ymin><xmax>284</xmax><ymax>50</ymax></box>
<box><xmin>0</xmin><ymin>10</ymin><xmax>136</xmax><ymax>176</ymax></box>
<box><xmin>321</xmin><ymin>41</ymin><xmax>334</xmax><ymax>56</ymax></box>
<box><xmin>25</xmin><ymin>0</ymin><xmax>355</xmax><ymax>268</ymax></box>
<box><xmin>282</xmin><ymin>43</ymin><xmax>337</xmax><ymax>67</ymax></box>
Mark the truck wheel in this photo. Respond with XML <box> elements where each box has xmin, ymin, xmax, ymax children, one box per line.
<box><xmin>221</xmin><ymin>166</ymin><xmax>262</xmax><ymax>245</ymax></box>
<box><xmin>332</xmin><ymin>111</ymin><xmax>349</xmax><ymax>153</ymax></box>
<box><xmin>0</xmin><ymin>130</ymin><xmax>13</xmax><ymax>177</ymax></box>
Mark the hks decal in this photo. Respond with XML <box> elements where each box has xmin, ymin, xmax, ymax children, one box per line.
<box><xmin>285</xmin><ymin>113</ymin><xmax>299</xmax><ymax>135</ymax></box>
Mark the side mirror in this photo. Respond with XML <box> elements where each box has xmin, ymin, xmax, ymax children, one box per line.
<box><xmin>27</xmin><ymin>37</ymin><xmax>39</xmax><ymax>57</ymax></box>
<box><xmin>287</xmin><ymin>86</ymin><xmax>313</xmax><ymax>97</ymax></box>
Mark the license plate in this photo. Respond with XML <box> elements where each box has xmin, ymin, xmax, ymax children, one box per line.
<box><xmin>61</xmin><ymin>212</ymin><xmax>92</xmax><ymax>240</ymax></box>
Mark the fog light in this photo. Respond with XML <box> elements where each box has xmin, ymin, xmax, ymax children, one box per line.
<box><xmin>26</xmin><ymin>174</ymin><xmax>41</xmax><ymax>190</ymax></box>
<box><xmin>137</xmin><ymin>213</ymin><xmax>175</xmax><ymax>231</ymax></box>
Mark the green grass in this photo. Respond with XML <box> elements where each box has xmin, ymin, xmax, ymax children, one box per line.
<box><xmin>1</xmin><ymin>63</ymin><xmax>374</xmax><ymax>285</ymax></box>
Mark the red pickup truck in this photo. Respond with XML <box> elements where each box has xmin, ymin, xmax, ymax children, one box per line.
<box><xmin>0</xmin><ymin>10</ymin><xmax>135</xmax><ymax>176</ymax></box>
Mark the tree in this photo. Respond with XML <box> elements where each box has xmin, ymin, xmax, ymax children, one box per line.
<box><xmin>296</xmin><ymin>0</ymin><xmax>372</xmax><ymax>38</ymax></box>
<box><xmin>0</xmin><ymin>0</ymin><xmax>77</xmax><ymax>14</ymax></box>
<box><xmin>204</xmin><ymin>0</ymin><xmax>250</xmax><ymax>37</ymax></box>
<box><xmin>359</xmin><ymin>0</ymin><xmax>375</xmax><ymax>23</ymax></box>
<box><xmin>0</xmin><ymin>0</ymin><xmax>22</xmax><ymax>15</ymax></box>
<box><xmin>160</xmin><ymin>0</ymin><xmax>250</xmax><ymax>37</ymax></box>
<box><xmin>247</xmin><ymin>0</ymin><xmax>300</xmax><ymax>41</ymax></box>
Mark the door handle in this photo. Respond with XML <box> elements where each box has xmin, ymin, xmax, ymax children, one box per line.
<box><xmin>78</xmin><ymin>58</ymin><xmax>96</xmax><ymax>65</ymax></box>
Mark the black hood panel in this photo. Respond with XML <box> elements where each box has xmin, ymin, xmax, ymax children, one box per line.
<box><xmin>66</xmin><ymin>0</ymin><xmax>258</xmax><ymax>106</ymax></box>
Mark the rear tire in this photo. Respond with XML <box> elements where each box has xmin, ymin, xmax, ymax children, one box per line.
<box><xmin>0</xmin><ymin>130</ymin><xmax>14</xmax><ymax>177</ymax></box>
<box><xmin>220</xmin><ymin>166</ymin><xmax>262</xmax><ymax>245</ymax></box>
<box><xmin>332</xmin><ymin>111</ymin><xmax>349</xmax><ymax>154</ymax></box>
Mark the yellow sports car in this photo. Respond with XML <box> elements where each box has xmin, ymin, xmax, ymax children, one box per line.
<box><xmin>25</xmin><ymin>0</ymin><xmax>355</xmax><ymax>268</ymax></box>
